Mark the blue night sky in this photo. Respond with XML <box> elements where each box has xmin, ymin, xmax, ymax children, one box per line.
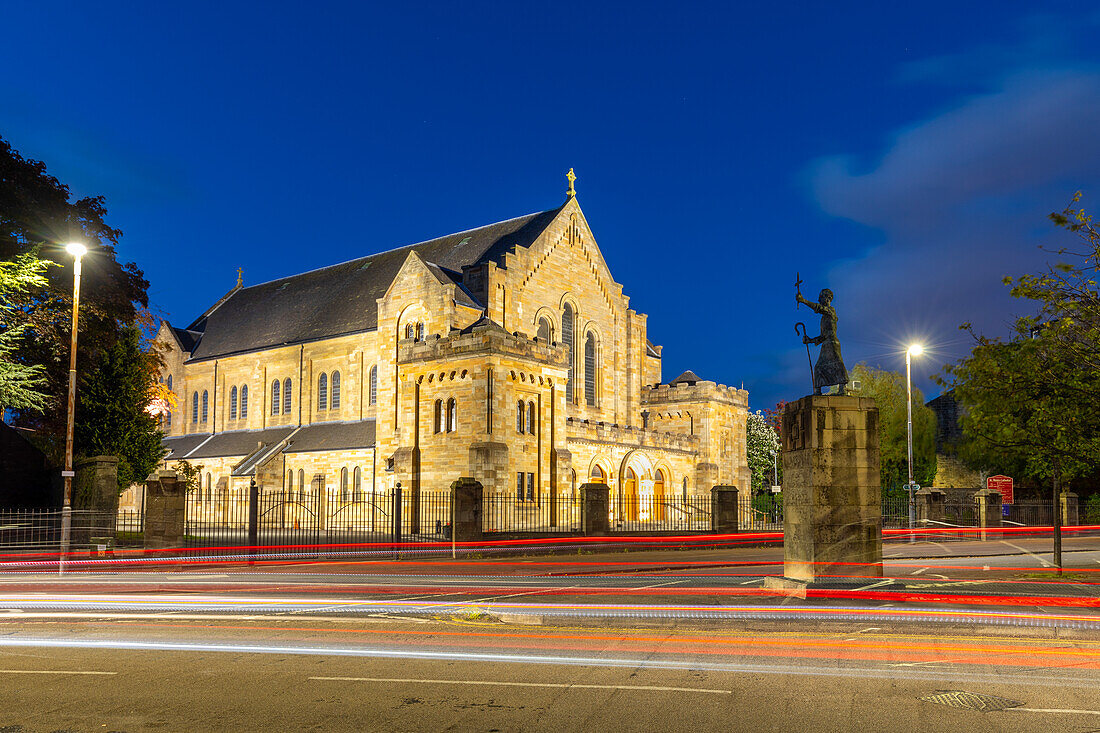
<box><xmin>4</xmin><ymin>2</ymin><xmax>1100</xmax><ymax>411</ymax></box>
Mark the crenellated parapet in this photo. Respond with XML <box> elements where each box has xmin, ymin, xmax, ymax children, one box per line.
<box><xmin>565</xmin><ymin>417</ymin><xmax>700</xmax><ymax>454</ymax></box>
<box><xmin>398</xmin><ymin>318</ymin><xmax>569</xmax><ymax>368</ymax></box>
<box><xmin>643</xmin><ymin>379</ymin><xmax>748</xmax><ymax>409</ymax></box>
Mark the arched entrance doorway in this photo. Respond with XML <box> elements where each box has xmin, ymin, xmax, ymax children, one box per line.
<box><xmin>653</xmin><ymin>469</ymin><xmax>666</xmax><ymax>521</ymax></box>
<box><xmin>623</xmin><ymin>467</ymin><xmax>638</xmax><ymax>521</ymax></box>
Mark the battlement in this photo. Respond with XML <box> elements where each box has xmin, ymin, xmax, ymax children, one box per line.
<box><xmin>399</xmin><ymin>320</ymin><xmax>569</xmax><ymax>367</ymax></box>
<box><xmin>565</xmin><ymin>417</ymin><xmax>699</xmax><ymax>453</ymax></box>
<box><xmin>643</xmin><ymin>380</ymin><xmax>748</xmax><ymax>407</ymax></box>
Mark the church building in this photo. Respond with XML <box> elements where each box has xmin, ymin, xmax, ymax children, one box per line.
<box><xmin>154</xmin><ymin>172</ymin><xmax>749</xmax><ymax>526</ymax></box>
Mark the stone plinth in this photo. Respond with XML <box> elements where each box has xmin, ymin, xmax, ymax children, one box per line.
<box><xmin>579</xmin><ymin>483</ymin><xmax>609</xmax><ymax>536</ymax></box>
<box><xmin>974</xmin><ymin>488</ymin><xmax>1001</xmax><ymax>540</ymax></box>
<box><xmin>144</xmin><ymin>471</ymin><xmax>186</xmax><ymax>549</ymax></box>
<box><xmin>450</xmin><ymin>477</ymin><xmax>484</xmax><ymax>541</ymax></box>
<box><xmin>1061</xmin><ymin>491</ymin><xmax>1079</xmax><ymax>527</ymax></box>
<box><xmin>778</xmin><ymin>395</ymin><xmax>881</xmax><ymax>582</ymax></box>
<box><xmin>710</xmin><ymin>486</ymin><xmax>739</xmax><ymax>533</ymax></box>
<box><xmin>915</xmin><ymin>487</ymin><xmax>946</xmax><ymax>526</ymax></box>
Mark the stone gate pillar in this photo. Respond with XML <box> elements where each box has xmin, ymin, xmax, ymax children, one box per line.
<box><xmin>710</xmin><ymin>486</ymin><xmax>739</xmax><ymax>533</ymax></box>
<box><xmin>973</xmin><ymin>488</ymin><xmax>1002</xmax><ymax>540</ymax></box>
<box><xmin>1061</xmin><ymin>491</ymin><xmax>1079</xmax><ymax>527</ymax></box>
<box><xmin>772</xmin><ymin>395</ymin><xmax>882</xmax><ymax>584</ymax></box>
<box><xmin>144</xmin><ymin>471</ymin><xmax>186</xmax><ymax>549</ymax></box>
<box><xmin>579</xmin><ymin>482</ymin><xmax>610</xmax><ymax>536</ymax></box>
<box><xmin>450</xmin><ymin>477</ymin><xmax>483</xmax><ymax>542</ymax></box>
<box><xmin>915</xmin><ymin>487</ymin><xmax>945</xmax><ymax>527</ymax></box>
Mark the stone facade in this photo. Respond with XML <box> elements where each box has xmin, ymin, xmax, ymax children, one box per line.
<box><xmin>148</xmin><ymin>184</ymin><xmax>750</xmax><ymax>526</ymax></box>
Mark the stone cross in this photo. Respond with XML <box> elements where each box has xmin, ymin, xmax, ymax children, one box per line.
<box><xmin>566</xmin><ymin>168</ymin><xmax>576</xmax><ymax>198</ymax></box>
<box><xmin>237</xmin><ymin>267</ymin><xmax>243</xmax><ymax>287</ymax></box>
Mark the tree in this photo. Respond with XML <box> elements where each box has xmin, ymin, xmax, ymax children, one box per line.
<box><xmin>74</xmin><ymin>326</ymin><xmax>165</xmax><ymax>491</ymax></box>
<box><xmin>746</xmin><ymin>410</ymin><xmax>780</xmax><ymax>493</ymax></box>
<box><xmin>849</xmin><ymin>363</ymin><xmax>937</xmax><ymax>492</ymax></box>
<box><xmin>0</xmin><ymin>136</ymin><xmax>151</xmax><ymax>459</ymax></box>
<box><xmin>0</xmin><ymin>251</ymin><xmax>55</xmax><ymax>414</ymax></box>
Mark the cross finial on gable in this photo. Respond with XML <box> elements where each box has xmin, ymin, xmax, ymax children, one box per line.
<box><xmin>237</xmin><ymin>267</ymin><xmax>243</xmax><ymax>287</ymax></box>
<box><xmin>566</xmin><ymin>168</ymin><xmax>576</xmax><ymax>198</ymax></box>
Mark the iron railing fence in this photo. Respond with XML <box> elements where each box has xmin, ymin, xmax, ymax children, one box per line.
<box><xmin>0</xmin><ymin>509</ymin><xmax>120</xmax><ymax>552</ymax></box>
<box><xmin>1003</xmin><ymin>502</ymin><xmax>1053</xmax><ymax>527</ymax></box>
<box><xmin>482</xmin><ymin>493</ymin><xmax>581</xmax><ymax>533</ymax></box>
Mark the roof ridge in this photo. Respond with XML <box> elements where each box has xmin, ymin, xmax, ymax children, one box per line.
<box><xmin>231</xmin><ymin>207</ymin><xmax>559</xmax><ymax>294</ymax></box>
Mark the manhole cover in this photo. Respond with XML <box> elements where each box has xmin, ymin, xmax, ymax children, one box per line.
<box><xmin>920</xmin><ymin>691</ymin><xmax>1023</xmax><ymax>713</ymax></box>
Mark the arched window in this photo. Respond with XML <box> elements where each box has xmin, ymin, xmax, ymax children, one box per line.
<box><xmin>516</xmin><ymin>400</ymin><xmax>525</xmax><ymax>433</ymax></box>
<box><xmin>562</xmin><ymin>303</ymin><xmax>575</xmax><ymax>402</ymax></box>
<box><xmin>318</xmin><ymin>373</ymin><xmax>328</xmax><ymax>411</ymax></box>
<box><xmin>434</xmin><ymin>399</ymin><xmax>443</xmax><ymax>434</ymax></box>
<box><xmin>166</xmin><ymin>410</ymin><xmax>172</xmax><ymax>429</ymax></box>
<box><xmin>369</xmin><ymin>365</ymin><xmax>377</xmax><ymax>405</ymax></box>
<box><xmin>287</xmin><ymin>468</ymin><xmax>294</xmax><ymax>496</ymax></box>
<box><xmin>167</xmin><ymin>375</ymin><xmax>173</xmax><ymax>391</ymax></box>
<box><xmin>229</xmin><ymin>386</ymin><xmax>238</xmax><ymax>420</ymax></box>
<box><xmin>527</xmin><ymin>401</ymin><xmax>536</xmax><ymax>434</ymax></box>
<box><xmin>240</xmin><ymin>385</ymin><xmax>248</xmax><ymax>419</ymax></box>
<box><xmin>536</xmin><ymin>316</ymin><xmax>552</xmax><ymax>343</ymax></box>
<box><xmin>585</xmin><ymin>332</ymin><xmax>597</xmax><ymax>406</ymax></box>
<box><xmin>205</xmin><ymin>473</ymin><xmax>212</xmax><ymax>502</ymax></box>
<box><xmin>590</xmin><ymin>465</ymin><xmax>606</xmax><ymax>484</ymax></box>
<box><xmin>415</xmin><ymin>322</ymin><xmax>424</xmax><ymax>341</ymax></box>
<box><xmin>340</xmin><ymin>467</ymin><xmax>349</xmax><ymax>501</ymax></box>
<box><xmin>192</xmin><ymin>392</ymin><xmax>199</xmax><ymax>424</ymax></box>
<box><xmin>298</xmin><ymin>469</ymin><xmax>305</xmax><ymax>501</ymax></box>
<box><xmin>353</xmin><ymin>466</ymin><xmax>361</xmax><ymax>500</ymax></box>
<box><xmin>201</xmin><ymin>390</ymin><xmax>208</xmax><ymax>423</ymax></box>
<box><xmin>271</xmin><ymin>380</ymin><xmax>281</xmax><ymax>415</ymax></box>
<box><xmin>283</xmin><ymin>378</ymin><xmax>292</xmax><ymax>414</ymax></box>
<box><xmin>447</xmin><ymin>397</ymin><xmax>457</xmax><ymax>432</ymax></box>
<box><xmin>683</xmin><ymin>476</ymin><xmax>688</xmax><ymax>503</ymax></box>
<box><xmin>331</xmin><ymin>371</ymin><xmax>340</xmax><ymax>409</ymax></box>
<box><xmin>405</xmin><ymin>323</ymin><xmax>415</xmax><ymax>339</ymax></box>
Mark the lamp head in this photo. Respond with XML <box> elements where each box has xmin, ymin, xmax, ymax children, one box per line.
<box><xmin>907</xmin><ymin>344</ymin><xmax>924</xmax><ymax>356</ymax></box>
<box><xmin>65</xmin><ymin>242</ymin><xmax>87</xmax><ymax>258</ymax></box>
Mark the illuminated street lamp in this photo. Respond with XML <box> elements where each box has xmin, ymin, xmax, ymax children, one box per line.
<box><xmin>905</xmin><ymin>343</ymin><xmax>923</xmax><ymax>535</ymax></box>
<box><xmin>60</xmin><ymin>241</ymin><xmax>87</xmax><ymax>569</ymax></box>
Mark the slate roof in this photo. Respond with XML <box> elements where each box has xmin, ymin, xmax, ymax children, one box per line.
<box><xmin>162</xmin><ymin>433</ymin><xmax>212</xmax><ymax>459</ymax></box>
<box><xmin>170</xmin><ymin>327</ymin><xmax>202</xmax><ymax>354</ymax></box>
<box><xmin>670</xmin><ymin>370</ymin><xmax>702</xmax><ymax>385</ymax></box>
<box><xmin>182</xmin><ymin>427</ymin><xmax>297</xmax><ymax>460</ymax></box>
<box><xmin>182</xmin><ymin>204</ymin><xmax>565</xmax><ymax>361</ymax></box>
<box><xmin>284</xmin><ymin>420</ymin><xmax>376</xmax><ymax>453</ymax></box>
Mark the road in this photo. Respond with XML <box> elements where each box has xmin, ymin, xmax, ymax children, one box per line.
<box><xmin>0</xmin><ymin>534</ymin><xmax>1096</xmax><ymax>731</ymax></box>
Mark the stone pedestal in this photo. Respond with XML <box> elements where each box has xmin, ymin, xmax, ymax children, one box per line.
<box><xmin>450</xmin><ymin>477</ymin><xmax>484</xmax><ymax>541</ymax></box>
<box><xmin>1061</xmin><ymin>491</ymin><xmax>1079</xmax><ymax>527</ymax></box>
<box><xmin>579</xmin><ymin>483</ymin><xmax>610</xmax><ymax>536</ymax></box>
<box><xmin>777</xmin><ymin>395</ymin><xmax>882</xmax><ymax>582</ymax></box>
<box><xmin>710</xmin><ymin>486</ymin><xmax>739</xmax><ymax>533</ymax></box>
<box><xmin>974</xmin><ymin>488</ymin><xmax>1001</xmax><ymax>540</ymax></box>
<box><xmin>915</xmin><ymin>487</ymin><xmax>946</xmax><ymax>526</ymax></box>
<box><xmin>144</xmin><ymin>471</ymin><xmax>186</xmax><ymax>549</ymax></box>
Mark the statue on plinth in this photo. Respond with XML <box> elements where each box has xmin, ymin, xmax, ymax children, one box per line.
<box><xmin>795</xmin><ymin>274</ymin><xmax>848</xmax><ymax>396</ymax></box>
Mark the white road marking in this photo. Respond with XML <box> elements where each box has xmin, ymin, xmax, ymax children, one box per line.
<box><xmin>309</xmin><ymin>676</ymin><xmax>731</xmax><ymax>694</ymax></box>
<box><xmin>740</xmin><ymin>579</ymin><xmax>761</xmax><ymax>585</ymax></box>
<box><xmin>1006</xmin><ymin>708</ymin><xmax>1100</xmax><ymax>715</ymax></box>
<box><xmin>999</xmin><ymin>541</ymin><xmax>1052</xmax><ymax>567</ymax></box>
<box><xmin>635</xmin><ymin>580</ymin><xmax>686</xmax><ymax>590</ymax></box>
<box><xmin>857</xmin><ymin>628</ymin><xmax>880</xmax><ymax>633</ymax></box>
<box><xmin>982</xmin><ymin>565</ymin><xmax>990</xmax><ymax>571</ymax></box>
<box><xmin>910</xmin><ymin>567</ymin><xmax>927</xmax><ymax>575</ymax></box>
<box><xmin>852</xmin><ymin>580</ymin><xmax>893</xmax><ymax>591</ymax></box>
<box><xmin>0</xmin><ymin>669</ymin><xmax>116</xmax><ymax>675</ymax></box>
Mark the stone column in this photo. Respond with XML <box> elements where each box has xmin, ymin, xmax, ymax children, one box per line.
<box><xmin>579</xmin><ymin>482</ymin><xmax>610</xmax><ymax>536</ymax></box>
<box><xmin>450</xmin><ymin>477</ymin><xmax>484</xmax><ymax>542</ymax></box>
<box><xmin>144</xmin><ymin>471</ymin><xmax>186</xmax><ymax>549</ymax></box>
<box><xmin>973</xmin><ymin>488</ymin><xmax>1002</xmax><ymax>540</ymax></box>
<box><xmin>710</xmin><ymin>486</ymin><xmax>739</xmax><ymax>533</ymax></box>
<box><xmin>915</xmin><ymin>487</ymin><xmax>945</xmax><ymax>527</ymax></box>
<box><xmin>1061</xmin><ymin>491</ymin><xmax>1079</xmax><ymax>527</ymax></box>
<box><xmin>774</xmin><ymin>395</ymin><xmax>882</xmax><ymax>584</ymax></box>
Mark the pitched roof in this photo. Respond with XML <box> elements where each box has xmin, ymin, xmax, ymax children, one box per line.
<box><xmin>284</xmin><ymin>420</ymin><xmax>376</xmax><ymax>453</ymax></box>
<box><xmin>670</xmin><ymin>370</ymin><xmax>702</xmax><ymax>385</ymax></box>
<box><xmin>181</xmin><ymin>426</ymin><xmax>297</xmax><ymax>460</ymax></box>
<box><xmin>183</xmin><ymin>204</ymin><xmax>565</xmax><ymax>360</ymax></box>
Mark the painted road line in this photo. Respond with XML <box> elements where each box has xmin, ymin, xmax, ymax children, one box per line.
<box><xmin>308</xmin><ymin>676</ymin><xmax>731</xmax><ymax>694</ymax></box>
<box><xmin>910</xmin><ymin>567</ymin><xmax>927</xmax><ymax>575</ymax></box>
<box><xmin>999</xmin><ymin>541</ymin><xmax>1052</xmax><ymax>567</ymax></box>
<box><xmin>0</xmin><ymin>670</ymin><xmax>116</xmax><ymax>675</ymax></box>
<box><xmin>1007</xmin><ymin>704</ymin><xmax>1100</xmax><ymax>708</ymax></box>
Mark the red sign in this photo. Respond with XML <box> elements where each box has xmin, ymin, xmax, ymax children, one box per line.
<box><xmin>987</xmin><ymin>475</ymin><xmax>1013</xmax><ymax>504</ymax></box>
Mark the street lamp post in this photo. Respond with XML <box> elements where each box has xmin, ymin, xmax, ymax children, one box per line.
<box><xmin>905</xmin><ymin>344</ymin><xmax>923</xmax><ymax>538</ymax></box>
<box><xmin>60</xmin><ymin>242</ymin><xmax>87</xmax><ymax>571</ymax></box>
